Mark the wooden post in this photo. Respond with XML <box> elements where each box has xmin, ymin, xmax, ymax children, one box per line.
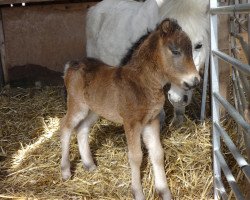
<box><xmin>0</xmin><ymin>9</ymin><xmax>8</xmax><ymax>83</ymax></box>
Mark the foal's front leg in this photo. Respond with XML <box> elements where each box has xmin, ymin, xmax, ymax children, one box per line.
<box><xmin>124</xmin><ymin>123</ymin><xmax>144</xmax><ymax>200</ymax></box>
<box><xmin>142</xmin><ymin>118</ymin><xmax>171</xmax><ymax>200</ymax></box>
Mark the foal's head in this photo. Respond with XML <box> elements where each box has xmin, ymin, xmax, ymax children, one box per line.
<box><xmin>158</xmin><ymin>19</ymin><xmax>200</xmax><ymax>90</ymax></box>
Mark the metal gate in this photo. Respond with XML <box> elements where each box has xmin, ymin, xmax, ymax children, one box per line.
<box><xmin>210</xmin><ymin>0</ymin><xmax>250</xmax><ymax>199</ymax></box>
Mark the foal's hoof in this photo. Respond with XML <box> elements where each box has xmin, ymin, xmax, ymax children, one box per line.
<box><xmin>84</xmin><ymin>163</ymin><xmax>97</xmax><ymax>171</ymax></box>
<box><xmin>132</xmin><ymin>189</ymin><xmax>145</xmax><ymax>200</ymax></box>
<box><xmin>158</xmin><ymin>188</ymin><xmax>172</xmax><ymax>200</ymax></box>
<box><xmin>62</xmin><ymin>169</ymin><xmax>71</xmax><ymax>181</ymax></box>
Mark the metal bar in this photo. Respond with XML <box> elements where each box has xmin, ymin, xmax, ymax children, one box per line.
<box><xmin>233</xmin><ymin>69</ymin><xmax>245</xmax><ymax>116</ymax></box>
<box><xmin>215</xmin><ymin>177</ymin><xmax>228</xmax><ymax>200</ymax></box>
<box><xmin>214</xmin><ymin>123</ymin><xmax>250</xmax><ymax>168</ymax></box>
<box><xmin>230</xmin><ymin>14</ymin><xmax>244</xmax><ymax>147</ymax></box>
<box><xmin>231</xmin><ymin>32</ymin><xmax>249</xmax><ymax>61</ymax></box>
<box><xmin>215</xmin><ymin>150</ymin><xmax>245</xmax><ymax>200</ymax></box>
<box><xmin>210</xmin><ymin>1</ymin><xmax>221</xmax><ymax>199</ymax></box>
<box><xmin>200</xmin><ymin>55</ymin><xmax>209</xmax><ymax>123</ymax></box>
<box><xmin>232</xmin><ymin>77</ymin><xmax>244</xmax><ymax>146</ymax></box>
<box><xmin>214</xmin><ymin>92</ymin><xmax>250</xmax><ymax>134</ymax></box>
<box><xmin>235</xmin><ymin>70</ymin><xmax>247</xmax><ymax>113</ymax></box>
<box><xmin>212</xmin><ymin>50</ymin><xmax>250</xmax><ymax>75</ymax></box>
<box><xmin>230</xmin><ymin>15</ymin><xmax>245</xmax><ymax>118</ymax></box>
<box><xmin>245</xmin><ymin>0</ymin><xmax>250</xmax><ymax>173</ymax></box>
<box><xmin>215</xmin><ymin>80</ymin><xmax>250</xmax><ymax>168</ymax></box>
<box><xmin>239</xmin><ymin>71</ymin><xmax>250</xmax><ymax>100</ymax></box>
<box><xmin>211</xmin><ymin>3</ymin><xmax>250</xmax><ymax>14</ymax></box>
<box><xmin>210</xmin><ymin>1</ymin><xmax>250</xmax><ymax>200</ymax></box>
<box><xmin>248</xmin><ymin>0</ymin><xmax>250</xmax><ymax>65</ymax></box>
<box><xmin>243</xmin><ymin>165</ymin><xmax>250</xmax><ymax>183</ymax></box>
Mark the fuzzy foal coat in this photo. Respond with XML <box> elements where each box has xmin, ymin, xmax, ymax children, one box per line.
<box><xmin>60</xmin><ymin>19</ymin><xmax>199</xmax><ymax>200</ymax></box>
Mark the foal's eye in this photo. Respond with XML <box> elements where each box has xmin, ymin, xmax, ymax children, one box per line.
<box><xmin>168</xmin><ymin>44</ymin><xmax>181</xmax><ymax>56</ymax></box>
<box><xmin>171</xmin><ymin>49</ymin><xmax>181</xmax><ymax>56</ymax></box>
<box><xmin>195</xmin><ymin>43</ymin><xmax>203</xmax><ymax>50</ymax></box>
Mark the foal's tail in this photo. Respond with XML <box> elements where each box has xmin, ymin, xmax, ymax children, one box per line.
<box><xmin>63</xmin><ymin>61</ymin><xmax>86</xmax><ymax>91</ymax></box>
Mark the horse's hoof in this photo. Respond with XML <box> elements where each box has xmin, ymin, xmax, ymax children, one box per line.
<box><xmin>158</xmin><ymin>188</ymin><xmax>172</xmax><ymax>200</ymax></box>
<box><xmin>62</xmin><ymin>169</ymin><xmax>71</xmax><ymax>181</ymax></box>
<box><xmin>132</xmin><ymin>188</ymin><xmax>145</xmax><ymax>200</ymax></box>
<box><xmin>170</xmin><ymin>117</ymin><xmax>183</xmax><ymax>128</ymax></box>
<box><xmin>133</xmin><ymin>193</ymin><xmax>145</xmax><ymax>200</ymax></box>
<box><xmin>85</xmin><ymin>163</ymin><xmax>97</xmax><ymax>171</ymax></box>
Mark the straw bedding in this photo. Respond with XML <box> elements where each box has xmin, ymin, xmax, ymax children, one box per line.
<box><xmin>0</xmin><ymin>86</ymin><xmax>213</xmax><ymax>199</ymax></box>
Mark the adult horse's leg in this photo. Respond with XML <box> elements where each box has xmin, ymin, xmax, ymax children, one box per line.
<box><xmin>142</xmin><ymin>117</ymin><xmax>171</xmax><ymax>200</ymax></box>
<box><xmin>168</xmin><ymin>85</ymin><xmax>193</xmax><ymax>127</ymax></box>
<box><xmin>60</xmin><ymin>103</ymin><xmax>89</xmax><ymax>180</ymax></box>
<box><xmin>124</xmin><ymin>122</ymin><xmax>144</xmax><ymax>200</ymax></box>
<box><xmin>159</xmin><ymin>109</ymin><xmax>166</xmax><ymax>130</ymax></box>
<box><xmin>76</xmin><ymin>111</ymin><xmax>99</xmax><ymax>171</ymax></box>
<box><xmin>171</xmin><ymin>105</ymin><xmax>186</xmax><ymax>127</ymax></box>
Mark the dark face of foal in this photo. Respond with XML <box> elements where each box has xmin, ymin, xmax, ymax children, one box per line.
<box><xmin>159</xmin><ymin>19</ymin><xmax>200</xmax><ymax>90</ymax></box>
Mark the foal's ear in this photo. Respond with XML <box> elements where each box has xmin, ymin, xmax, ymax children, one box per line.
<box><xmin>160</xmin><ymin>18</ymin><xmax>181</xmax><ymax>36</ymax></box>
<box><xmin>161</xmin><ymin>20</ymin><xmax>170</xmax><ymax>34</ymax></box>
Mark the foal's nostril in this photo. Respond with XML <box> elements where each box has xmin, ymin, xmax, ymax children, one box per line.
<box><xmin>183</xmin><ymin>81</ymin><xmax>190</xmax><ymax>90</ymax></box>
<box><xmin>183</xmin><ymin>95</ymin><xmax>188</xmax><ymax>103</ymax></box>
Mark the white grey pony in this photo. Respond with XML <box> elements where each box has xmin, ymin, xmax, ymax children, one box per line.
<box><xmin>86</xmin><ymin>0</ymin><xmax>209</xmax><ymax>126</ymax></box>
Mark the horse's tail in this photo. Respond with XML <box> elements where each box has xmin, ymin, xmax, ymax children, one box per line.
<box><xmin>63</xmin><ymin>61</ymin><xmax>86</xmax><ymax>93</ymax></box>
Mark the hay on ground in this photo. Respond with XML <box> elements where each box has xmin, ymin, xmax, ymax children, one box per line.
<box><xmin>0</xmin><ymin>86</ymin><xmax>213</xmax><ymax>200</ymax></box>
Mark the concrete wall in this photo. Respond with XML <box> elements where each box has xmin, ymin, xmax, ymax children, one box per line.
<box><xmin>1</xmin><ymin>2</ymin><xmax>96</xmax><ymax>81</ymax></box>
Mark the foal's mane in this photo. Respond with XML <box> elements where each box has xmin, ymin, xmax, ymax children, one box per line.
<box><xmin>120</xmin><ymin>19</ymin><xmax>189</xmax><ymax>68</ymax></box>
<box><xmin>119</xmin><ymin>30</ymin><xmax>151</xmax><ymax>66</ymax></box>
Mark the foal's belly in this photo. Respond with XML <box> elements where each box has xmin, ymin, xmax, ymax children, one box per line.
<box><xmin>84</xmin><ymin>84</ymin><xmax>123</xmax><ymax>124</ymax></box>
<box><xmin>99</xmin><ymin>110</ymin><xmax>123</xmax><ymax>124</ymax></box>
<box><xmin>88</xmin><ymin>103</ymin><xmax>123</xmax><ymax>124</ymax></box>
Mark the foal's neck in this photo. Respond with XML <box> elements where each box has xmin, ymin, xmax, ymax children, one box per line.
<box><xmin>129</xmin><ymin>32</ymin><xmax>167</xmax><ymax>89</ymax></box>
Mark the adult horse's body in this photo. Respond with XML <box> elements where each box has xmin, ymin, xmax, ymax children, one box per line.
<box><xmin>60</xmin><ymin>19</ymin><xmax>200</xmax><ymax>199</ymax></box>
<box><xmin>86</xmin><ymin>0</ymin><xmax>209</xmax><ymax>126</ymax></box>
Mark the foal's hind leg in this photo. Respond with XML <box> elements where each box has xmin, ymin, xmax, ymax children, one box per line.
<box><xmin>60</xmin><ymin>104</ymin><xmax>89</xmax><ymax>180</ymax></box>
<box><xmin>76</xmin><ymin>111</ymin><xmax>99</xmax><ymax>171</ymax></box>
<box><xmin>142</xmin><ymin>117</ymin><xmax>171</xmax><ymax>200</ymax></box>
